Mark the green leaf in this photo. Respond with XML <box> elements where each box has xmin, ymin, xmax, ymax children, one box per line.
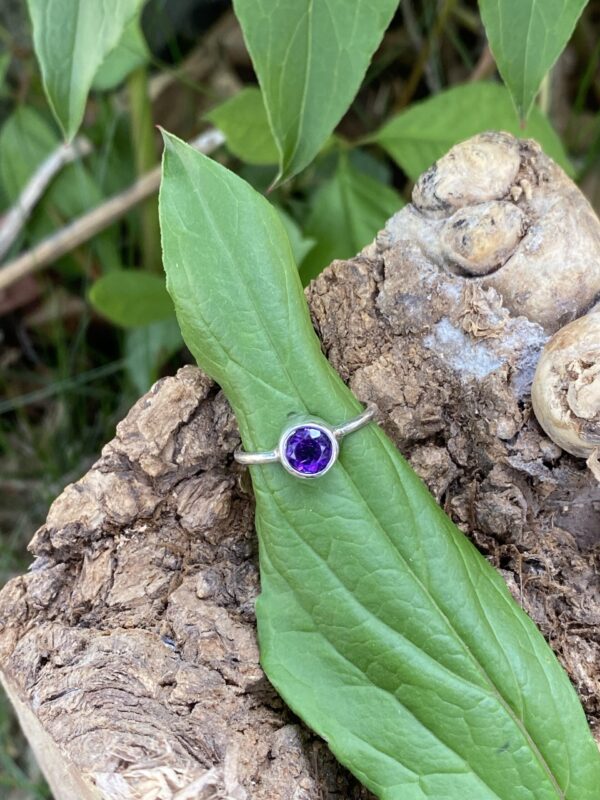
<box><xmin>89</xmin><ymin>270</ymin><xmax>174</xmax><ymax>328</ymax></box>
<box><xmin>301</xmin><ymin>153</ymin><xmax>403</xmax><ymax>283</ymax></box>
<box><xmin>275</xmin><ymin>207</ymin><xmax>316</xmax><ymax>266</ymax></box>
<box><xmin>374</xmin><ymin>82</ymin><xmax>572</xmax><ymax>180</ymax></box>
<box><xmin>206</xmin><ymin>88</ymin><xmax>279</xmax><ymax>166</ymax></box>
<box><xmin>479</xmin><ymin>0</ymin><xmax>588</xmax><ymax>119</ymax></box>
<box><xmin>159</xmin><ymin>131</ymin><xmax>600</xmax><ymax>799</ymax></box>
<box><xmin>0</xmin><ymin>106</ymin><xmax>120</xmax><ymax>269</ymax></box>
<box><xmin>232</xmin><ymin>0</ymin><xmax>399</xmax><ymax>183</ymax></box>
<box><xmin>0</xmin><ymin>52</ymin><xmax>11</xmax><ymax>98</ymax></box>
<box><xmin>125</xmin><ymin>317</ymin><xmax>183</xmax><ymax>394</ymax></box>
<box><xmin>26</xmin><ymin>0</ymin><xmax>143</xmax><ymax>139</ymax></box>
<box><xmin>92</xmin><ymin>16</ymin><xmax>150</xmax><ymax>91</ymax></box>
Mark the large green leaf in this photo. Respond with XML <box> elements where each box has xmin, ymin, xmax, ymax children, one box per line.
<box><xmin>26</xmin><ymin>0</ymin><xmax>143</xmax><ymax>139</ymax></box>
<box><xmin>205</xmin><ymin>88</ymin><xmax>279</xmax><ymax>166</ymax></box>
<box><xmin>159</xmin><ymin>132</ymin><xmax>600</xmax><ymax>800</ymax></box>
<box><xmin>301</xmin><ymin>153</ymin><xmax>403</xmax><ymax>283</ymax></box>
<box><xmin>373</xmin><ymin>82</ymin><xmax>571</xmax><ymax>180</ymax></box>
<box><xmin>479</xmin><ymin>0</ymin><xmax>588</xmax><ymax>119</ymax></box>
<box><xmin>89</xmin><ymin>270</ymin><xmax>174</xmax><ymax>328</ymax></box>
<box><xmin>232</xmin><ymin>0</ymin><xmax>399</xmax><ymax>183</ymax></box>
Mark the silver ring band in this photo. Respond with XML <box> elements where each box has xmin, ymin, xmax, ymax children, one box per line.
<box><xmin>234</xmin><ymin>403</ymin><xmax>377</xmax><ymax>479</ymax></box>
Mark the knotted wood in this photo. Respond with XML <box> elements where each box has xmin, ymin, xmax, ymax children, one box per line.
<box><xmin>1</xmin><ymin>133</ymin><xmax>598</xmax><ymax>800</ymax></box>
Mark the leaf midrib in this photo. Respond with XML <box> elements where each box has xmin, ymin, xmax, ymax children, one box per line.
<box><xmin>282</xmin><ymin>0</ymin><xmax>315</xmax><ymax>176</ymax></box>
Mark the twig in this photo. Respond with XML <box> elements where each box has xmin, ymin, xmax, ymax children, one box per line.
<box><xmin>0</xmin><ymin>137</ymin><xmax>93</xmax><ymax>261</ymax></box>
<box><xmin>469</xmin><ymin>45</ymin><xmax>496</xmax><ymax>83</ymax></box>
<box><xmin>0</xmin><ymin>129</ymin><xmax>225</xmax><ymax>294</ymax></box>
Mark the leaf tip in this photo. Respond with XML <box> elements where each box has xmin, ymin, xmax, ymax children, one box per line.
<box><xmin>158</xmin><ymin>125</ymin><xmax>174</xmax><ymax>147</ymax></box>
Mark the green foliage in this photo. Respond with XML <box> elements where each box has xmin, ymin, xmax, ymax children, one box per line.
<box><xmin>301</xmin><ymin>153</ymin><xmax>403</xmax><ymax>282</ymax></box>
<box><xmin>206</xmin><ymin>88</ymin><xmax>279</xmax><ymax>165</ymax></box>
<box><xmin>373</xmin><ymin>82</ymin><xmax>571</xmax><ymax>179</ymax></box>
<box><xmin>0</xmin><ymin>53</ymin><xmax>11</xmax><ymax>98</ymax></box>
<box><xmin>159</xmin><ymin>133</ymin><xmax>600</xmax><ymax>800</ymax></box>
<box><xmin>124</xmin><ymin>318</ymin><xmax>183</xmax><ymax>394</ymax></box>
<box><xmin>89</xmin><ymin>270</ymin><xmax>174</xmax><ymax>328</ymax></box>
<box><xmin>26</xmin><ymin>0</ymin><xmax>144</xmax><ymax>139</ymax></box>
<box><xmin>0</xmin><ymin>690</ymin><xmax>49</xmax><ymax>798</ymax></box>
<box><xmin>0</xmin><ymin>108</ymin><xmax>56</xmax><ymax>200</ymax></box>
<box><xmin>232</xmin><ymin>0</ymin><xmax>399</xmax><ymax>183</ymax></box>
<box><xmin>479</xmin><ymin>0</ymin><xmax>589</xmax><ymax>119</ymax></box>
<box><xmin>276</xmin><ymin>207</ymin><xmax>316</xmax><ymax>266</ymax></box>
<box><xmin>0</xmin><ymin>106</ymin><xmax>120</xmax><ymax>268</ymax></box>
<box><xmin>6</xmin><ymin>3</ymin><xmax>600</xmax><ymax>795</ymax></box>
<box><xmin>92</xmin><ymin>16</ymin><xmax>150</xmax><ymax>91</ymax></box>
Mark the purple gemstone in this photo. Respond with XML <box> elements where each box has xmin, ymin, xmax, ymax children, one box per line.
<box><xmin>283</xmin><ymin>425</ymin><xmax>334</xmax><ymax>476</ymax></box>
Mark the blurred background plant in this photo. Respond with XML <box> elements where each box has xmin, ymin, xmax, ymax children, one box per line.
<box><xmin>0</xmin><ymin>0</ymin><xmax>599</xmax><ymax>795</ymax></box>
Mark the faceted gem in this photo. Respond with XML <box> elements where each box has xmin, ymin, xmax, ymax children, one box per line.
<box><xmin>283</xmin><ymin>425</ymin><xmax>335</xmax><ymax>476</ymax></box>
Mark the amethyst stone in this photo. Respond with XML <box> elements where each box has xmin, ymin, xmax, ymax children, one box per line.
<box><xmin>283</xmin><ymin>425</ymin><xmax>335</xmax><ymax>476</ymax></box>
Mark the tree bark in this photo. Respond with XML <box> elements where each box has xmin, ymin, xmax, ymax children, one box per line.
<box><xmin>0</xmin><ymin>132</ymin><xmax>598</xmax><ymax>800</ymax></box>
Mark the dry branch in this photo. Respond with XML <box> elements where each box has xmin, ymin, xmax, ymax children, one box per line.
<box><xmin>0</xmin><ymin>129</ymin><xmax>225</xmax><ymax>294</ymax></box>
<box><xmin>0</xmin><ymin>136</ymin><xmax>93</xmax><ymax>261</ymax></box>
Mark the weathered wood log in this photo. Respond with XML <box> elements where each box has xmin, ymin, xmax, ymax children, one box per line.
<box><xmin>1</xmin><ymin>132</ymin><xmax>599</xmax><ymax>800</ymax></box>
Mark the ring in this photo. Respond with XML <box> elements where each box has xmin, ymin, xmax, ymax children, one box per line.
<box><xmin>234</xmin><ymin>403</ymin><xmax>377</xmax><ymax>479</ymax></box>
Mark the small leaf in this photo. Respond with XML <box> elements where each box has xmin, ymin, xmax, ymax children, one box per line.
<box><xmin>275</xmin><ymin>207</ymin><xmax>316</xmax><ymax>266</ymax></box>
<box><xmin>232</xmin><ymin>0</ymin><xmax>399</xmax><ymax>183</ymax></box>
<box><xmin>92</xmin><ymin>16</ymin><xmax>150</xmax><ymax>91</ymax></box>
<box><xmin>205</xmin><ymin>88</ymin><xmax>279</xmax><ymax>166</ymax></box>
<box><xmin>89</xmin><ymin>270</ymin><xmax>174</xmax><ymax>328</ymax></box>
<box><xmin>479</xmin><ymin>0</ymin><xmax>588</xmax><ymax>119</ymax></box>
<box><xmin>0</xmin><ymin>52</ymin><xmax>11</xmax><ymax>98</ymax></box>
<box><xmin>301</xmin><ymin>154</ymin><xmax>403</xmax><ymax>282</ymax></box>
<box><xmin>125</xmin><ymin>317</ymin><xmax>183</xmax><ymax>394</ymax></box>
<box><xmin>0</xmin><ymin>106</ymin><xmax>120</xmax><ymax>269</ymax></box>
<box><xmin>26</xmin><ymin>0</ymin><xmax>143</xmax><ymax>139</ymax></box>
<box><xmin>374</xmin><ymin>81</ymin><xmax>571</xmax><ymax>179</ymax></box>
<box><xmin>159</xmin><ymin>131</ymin><xmax>600</xmax><ymax>799</ymax></box>
<box><xmin>0</xmin><ymin>108</ymin><xmax>60</xmax><ymax>202</ymax></box>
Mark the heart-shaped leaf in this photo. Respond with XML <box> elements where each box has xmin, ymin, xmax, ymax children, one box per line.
<box><xmin>27</xmin><ymin>0</ymin><xmax>143</xmax><ymax>139</ymax></box>
<box><xmin>479</xmin><ymin>0</ymin><xmax>589</xmax><ymax>119</ymax></box>
<box><xmin>159</xmin><ymin>131</ymin><xmax>600</xmax><ymax>800</ymax></box>
<box><xmin>232</xmin><ymin>0</ymin><xmax>399</xmax><ymax>183</ymax></box>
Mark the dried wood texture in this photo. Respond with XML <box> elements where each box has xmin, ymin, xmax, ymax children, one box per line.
<box><xmin>0</xmin><ymin>133</ymin><xmax>599</xmax><ymax>800</ymax></box>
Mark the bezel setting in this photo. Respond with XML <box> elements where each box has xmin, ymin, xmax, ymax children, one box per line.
<box><xmin>233</xmin><ymin>403</ymin><xmax>376</xmax><ymax>479</ymax></box>
<box><xmin>278</xmin><ymin>421</ymin><xmax>339</xmax><ymax>479</ymax></box>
